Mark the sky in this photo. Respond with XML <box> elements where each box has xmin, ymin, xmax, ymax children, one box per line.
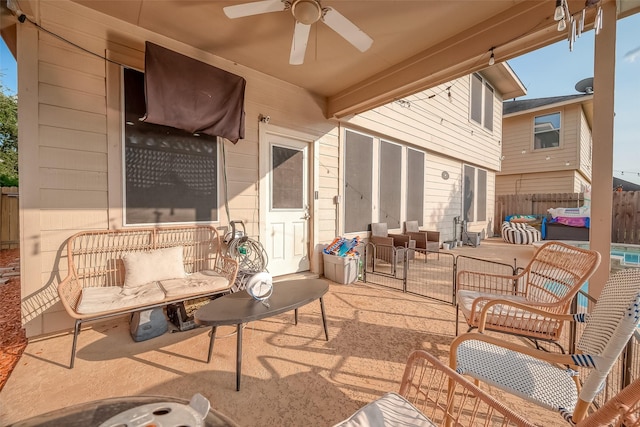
<box><xmin>1</xmin><ymin>11</ymin><xmax>639</xmax><ymax>184</ymax></box>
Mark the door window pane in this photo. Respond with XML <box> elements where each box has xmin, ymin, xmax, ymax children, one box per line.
<box><xmin>272</xmin><ymin>145</ymin><xmax>303</xmax><ymax>209</ymax></box>
<box><xmin>344</xmin><ymin>131</ymin><xmax>373</xmax><ymax>233</ymax></box>
<box><xmin>379</xmin><ymin>141</ymin><xmax>402</xmax><ymax>229</ymax></box>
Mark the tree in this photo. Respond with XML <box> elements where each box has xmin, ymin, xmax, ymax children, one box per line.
<box><xmin>0</xmin><ymin>82</ymin><xmax>18</xmax><ymax>186</ymax></box>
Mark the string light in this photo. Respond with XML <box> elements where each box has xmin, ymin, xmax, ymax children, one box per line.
<box><xmin>488</xmin><ymin>48</ymin><xmax>495</xmax><ymax>66</ymax></box>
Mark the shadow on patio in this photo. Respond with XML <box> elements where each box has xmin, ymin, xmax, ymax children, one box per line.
<box><xmin>0</xmin><ymin>240</ymin><xmax>563</xmax><ymax>426</ymax></box>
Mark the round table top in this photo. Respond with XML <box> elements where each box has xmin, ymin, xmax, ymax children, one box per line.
<box><xmin>195</xmin><ymin>279</ymin><xmax>329</xmax><ymax>326</ymax></box>
<box><xmin>11</xmin><ymin>395</ymin><xmax>238</xmax><ymax>427</ymax></box>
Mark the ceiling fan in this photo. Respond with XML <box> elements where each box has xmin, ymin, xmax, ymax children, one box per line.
<box><xmin>223</xmin><ymin>0</ymin><xmax>373</xmax><ymax>65</ymax></box>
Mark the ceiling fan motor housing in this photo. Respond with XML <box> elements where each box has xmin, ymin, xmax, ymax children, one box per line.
<box><xmin>291</xmin><ymin>0</ymin><xmax>322</xmax><ymax>25</ymax></box>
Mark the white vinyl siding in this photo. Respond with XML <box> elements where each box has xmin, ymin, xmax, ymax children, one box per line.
<box><xmin>19</xmin><ymin>0</ymin><xmax>338</xmax><ymax>336</ymax></box>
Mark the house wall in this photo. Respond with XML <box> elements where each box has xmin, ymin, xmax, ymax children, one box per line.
<box><xmin>344</xmin><ymin>74</ymin><xmax>501</xmax><ymax>239</ymax></box>
<box><xmin>18</xmin><ymin>0</ymin><xmax>339</xmax><ymax>336</ymax></box>
<box><xmin>16</xmin><ymin>0</ymin><xmax>506</xmax><ymax>337</ymax></box>
<box><xmin>577</xmin><ymin>108</ymin><xmax>593</xmax><ymax>184</ymax></box>
<box><xmin>497</xmin><ymin>102</ymin><xmax>591</xmax><ymax>195</ymax></box>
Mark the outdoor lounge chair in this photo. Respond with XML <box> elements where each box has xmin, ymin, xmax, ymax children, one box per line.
<box><xmin>369</xmin><ymin>222</ymin><xmax>415</xmax><ymax>265</ymax></box>
<box><xmin>402</xmin><ymin>221</ymin><xmax>440</xmax><ymax>257</ymax></box>
<box><xmin>334</xmin><ymin>348</ymin><xmax>640</xmax><ymax>426</ymax></box>
<box><xmin>450</xmin><ymin>267</ymin><xmax>640</xmax><ymax>424</ymax></box>
<box><xmin>333</xmin><ymin>349</ymin><xmax>535</xmax><ymax>426</ymax></box>
<box><xmin>455</xmin><ymin>240</ymin><xmax>601</xmax><ymax>350</ymax></box>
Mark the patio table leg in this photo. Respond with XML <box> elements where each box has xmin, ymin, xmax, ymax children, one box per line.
<box><xmin>294</xmin><ymin>308</ymin><xmax>298</xmax><ymax>325</ymax></box>
<box><xmin>319</xmin><ymin>297</ymin><xmax>328</xmax><ymax>341</ymax></box>
<box><xmin>207</xmin><ymin>326</ymin><xmax>217</xmax><ymax>363</ymax></box>
<box><xmin>236</xmin><ymin>323</ymin><xmax>243</xmax><ymax>391</ymax></box>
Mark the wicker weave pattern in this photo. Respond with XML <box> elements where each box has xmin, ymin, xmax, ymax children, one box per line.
<box><xmin>456</xmin><ymin>241</ymin><xmax>600</xmax><ymax>342</ymax></box>
<box><xmin>398</xmin><ymin>350</ymin><xmax>535</xmax><ymax>426</ymax></box>
<box><xmin>58</xmin><ymin>225</ymin><xmax>238</xmax><ymax>319</ymax></box>
<box><xmin>451</xmin><ymin>268</ymin><xmax>640</xmax><ymax>424</ymax></box>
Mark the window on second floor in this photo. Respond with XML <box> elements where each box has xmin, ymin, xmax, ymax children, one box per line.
<box><xmin>470</xmin><ymin>73</ymin><xmax>494</xmax><ymax>132</ymax></box>
<box><xmin>534</xmin><ymin>112</ymin><xmax>561</xmax><ymax>149</ymax></box>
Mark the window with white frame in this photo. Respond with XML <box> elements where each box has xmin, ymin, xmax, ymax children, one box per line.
<box><xmin>343</xmin><ymin>130</ymin><xmax>425</xmax><ymax>234</ymax></box>
<box><xmin>534</xmin><ymin>112</ymin><xmax>561</xmax><ymax>149</ymax></box>
<box><xmin>470</xmin><ymin>73</ymin><xmax>494</xmax><ymax>132</ymax></box>
<box><xmin>463</xmin><ymin>165</ymin><xmax>487</xmax><ymax>223</ymax></box>
<box><xmin>123</xmin><ymin>68</ymin><xmax>219</xmax><ymax>225</ymax></box>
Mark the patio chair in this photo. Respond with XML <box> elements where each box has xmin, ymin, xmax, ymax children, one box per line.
<box><xmin>369</xmin><ymin>222</ymin><xmax>415</xmax><ymax>265</ymax></box>
<box><xmin>403</xmin><ymin>220</ymin><xmax>440</xmax><ymax>257</ymax></box>
<box><xmin>333</xmin><ymin>349</ymin><xmax>536</xmax><ymax>426</ymax></box>
<box><xmin>455</xmin><ymin>240</ymin><xmax>601</xmax><ymax>351</ymax></box>
<box><xmin>450</xmin><ymin>267</ymin><xmax>640</xmax><ymax>424</ymax></box>
<box><xmin>334</xmin><ymin>349</ymin><xmax>640</xmax><ymax>427</ymax></box>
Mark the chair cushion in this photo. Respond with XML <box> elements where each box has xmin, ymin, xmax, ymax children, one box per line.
<box><xmin>159</xmin><ymin>270</ymin><xmax>229</xmax><ymax>298</ymax></box>
<box><xmin>371</xmin><ymin>223</ymin><xmax>389</xmax><ymax>237</ymax></box>
<box><xmin>77</xmin><ymin>282</ymin><xmax>165</xmax><ymax>314</ymax></box>
<box><xmin>332</xmin><ymin>392</ymin><xmax>435</xmax><ymax>427</ymax></box>
<box><xmin>457</xmin><ymin>290</ymin><xmax>559</xmax><ymax>333</ymax></box>
<box><xmin>456</xmin><ymin>339</ymin><xmax>578</xmax><ymax>413</ymax></box>
<box><xmin>404</xmin><ymin>221</ymin><xmax>420</xmax><ymax>233</ymax></box>
<box><xmin>121</xmin><ymin>246</ymin><xmax>186</xmax><ymax>295</ymax></box>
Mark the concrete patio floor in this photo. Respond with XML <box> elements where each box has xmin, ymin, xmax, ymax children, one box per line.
<box><xmin>0</xmin><ymin>239</ymin><xmax>563</xmax><ymax>426</ymax></box>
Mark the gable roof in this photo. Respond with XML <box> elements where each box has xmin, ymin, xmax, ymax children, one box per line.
<box><xmin>613</xmin><ymin>177</ymin><xmax>640</xmax><ymax>191</ymax></box>
<box><xmin>503</xmin><ymin>94</ymin><xmax>593</xmax><ymax>115</ymax></box>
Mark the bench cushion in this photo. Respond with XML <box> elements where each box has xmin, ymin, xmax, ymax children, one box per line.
<box><xmin>159</xmin><ymin>270</ymin><xmax>229</xmax><ymax>298</ymax></box>
<box><xmin>121</xmin><ymin>246</ymin><xmax>186</xmax><ymax>295</ymax></box>
<box><xmin>332</xmin><ymin>392</ymin><xmax>435</xmax><ymax>427</ymax></box>
<box><xmin>77</xmin><ymin>282</ymin><xmax>165</xmax><ymax>314</ymax></box>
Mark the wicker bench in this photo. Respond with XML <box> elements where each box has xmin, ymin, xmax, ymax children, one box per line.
<box><xmin>57</xmin><ymin>225</ymin><xmax>238</xmax><ymax>368</ymax></box>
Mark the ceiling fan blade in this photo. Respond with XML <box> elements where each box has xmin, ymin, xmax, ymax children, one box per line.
<box><xmin>322</xmin><ymin>7</ymin><xmax>373</xmax><ymax>53</ymax></box>
<box><xmin>289</xmin><ymin>22</ymin><xmax>311</xmax><ymax>65</ymax></box>
<box><xmin>223</xmin><ymin>0</ymin><xmax>287</xmax><ymax>19</ymax></box>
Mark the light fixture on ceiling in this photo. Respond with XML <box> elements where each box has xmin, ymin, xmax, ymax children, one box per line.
<box><xmin>488</xmin><ymin>48</ymin><xmax>495</xmax><ymax>66</ymax></box>
<box><xmin>291</xmin><ymin>0</ymin><xmax>322</xmax><ymax>25</ymax></box>
<box><xmin>557</xmin><ymin>18</ymin><xmax>567</xmax><ymax>31</ymax></box>
<box><xmin>554</xmin><ymin>0</ymin><xmax>565</xmax><ymax>21</ymax></box>
<box><xmin>521</xmin><ymin>149</ymin><xmax>526</xmax><ymax>154</ymax></box>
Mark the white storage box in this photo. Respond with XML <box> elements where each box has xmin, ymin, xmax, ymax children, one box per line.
<box><xmin>323</xmin><ymin>253</ymin><xmax>359</xmax><ymax>284</ymax></box>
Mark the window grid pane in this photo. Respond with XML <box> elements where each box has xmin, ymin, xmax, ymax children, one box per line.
<box><xmin>477</xmin><ymin>169</ymin><xmax>487</xmax><ymax>221</ymax></box>
<box><xmin>463</xmin><ymin>165</ymin><xmax>475</xmax><ymax>223</ymax></box>
<box><xmin>379</xmin><ymin>141</ymin><xmax>402</xmax><ymax>229</ymax></box>
<box><xmin>534</xmin><ymin>113</ymin><xmax>561</xmax><ymax>149</ymax></box>
<box><xmin>483</xmin><ymin>83</ymin><xmax>494</xmax><ymax>131</ymax></box>
<box><xmin>407</xmin><ymin>149</ymin><xmax>425</xmax><ymax>226</ymax></box>
<box><xmin>344</xmin><ymin>131</ymin><xmax>373</xmax><ymax>233</ymax></box>
<box><xmin>470</xmin><ymin>74</ymin><xmax>482</xmax><ymax>124</ymax></box>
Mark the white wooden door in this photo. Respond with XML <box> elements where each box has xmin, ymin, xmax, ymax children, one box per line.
<box><xmin>264</xmin><ymin>134</ymin><xmax>310</xmax><ymax>276</ymax></box>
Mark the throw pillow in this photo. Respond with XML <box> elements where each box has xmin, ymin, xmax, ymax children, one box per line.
<box><xmin>121</xmin><ymin>246</ymin><xmax>186</xmax><ymax>295</ymax></box>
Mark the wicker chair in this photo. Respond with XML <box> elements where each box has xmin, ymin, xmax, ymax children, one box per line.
<box><xmin>403</xmin><ymin>221</ymin><xmax>440</xmax><ymax>253</ymax></box>
<box><xmin>450</xmin><ymin>268</ymin><xmax>640</xmax><ymax>425</ymax></box>
<box><xmin>369</xmin><ymin>222</ymin><xmax>415</xmax><ymax>264</ymax></box>
<box><xmin>455</xmin><ymin>240</ymin><xmax>601</xmax><ymax>350</ymax></box>
<box><xmin>333</xmin><ymin>349</ymin><xmax>535</xmax><ymax>426</ymax></box>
